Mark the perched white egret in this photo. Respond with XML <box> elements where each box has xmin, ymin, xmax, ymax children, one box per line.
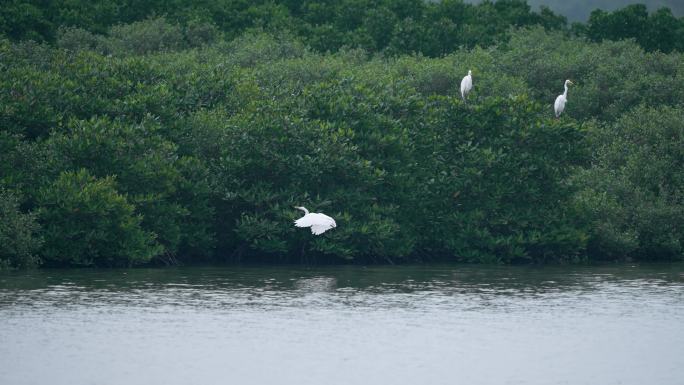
<box><xmin>554</xmin><ymin>79</ymin><xmax>574</xmax><ymax>118</ymax></box>
<box><xmin>460</xmin><ymin>70</ymin><xmax>473</xmax><ymax>102</ymax></box>
<box><xmin>294</xmin><ymin>206</ymin><xmax>336</xmax><ymax>235</ymax></box>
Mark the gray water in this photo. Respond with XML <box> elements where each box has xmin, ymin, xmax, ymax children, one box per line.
<box><xmin>1</xmin><ymin>264</ymin><xmax>683</xmax><ymax>385</ymax></box>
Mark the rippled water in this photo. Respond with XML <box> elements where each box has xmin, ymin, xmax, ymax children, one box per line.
<box><xmin>1</xmin><ymin>264</ymin><xmax>683</xmax><ymax>385</ymax></box>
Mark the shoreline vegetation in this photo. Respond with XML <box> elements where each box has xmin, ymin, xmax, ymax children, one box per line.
<box><xmin>1</xmin><ymin>1</ymin><xmax>683</xmax><ymax>268</ymax></box>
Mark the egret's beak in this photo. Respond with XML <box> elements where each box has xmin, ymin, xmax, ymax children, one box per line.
<box><xmin>568</xmin><ymin>80</ymin><xmax>574</xmax><ymax>85</ymax></box>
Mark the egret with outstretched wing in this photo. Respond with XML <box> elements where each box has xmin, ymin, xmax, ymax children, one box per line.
<box><xmin>294</xmin><ymin>206</ymin><xmax>336</xmax><ymax>235</ymax></box>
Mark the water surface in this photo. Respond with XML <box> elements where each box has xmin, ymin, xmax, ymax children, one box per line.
<box><xmin>1</xmin><ymin>264</ymin><xmax>683</xmax><ymax>385</ymax></box>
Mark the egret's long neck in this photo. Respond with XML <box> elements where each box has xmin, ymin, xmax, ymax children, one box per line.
<box><xmin>300</xmin><ymin>207</ymin><xmax>309</xmax><ymax>215</ymax></box>
<box><xmin>563</xmin><ymin>84</ymin><xmax>569</xmax><ymax>98</ymax></box>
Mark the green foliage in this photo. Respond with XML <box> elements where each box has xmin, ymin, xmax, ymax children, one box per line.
<box><xmin>219</xmin><ymin>32</ymin><xmax>307</xmax><ymax>67</ymax></box>
<box><xmin>57</xmin><ymin>17</ymin><xmax>220</xmax><ymax>55</ymax></box>
<box><xmin>413</xmin><ymin>95</ymin><xmax>587</xmax><ymax>263</ymax></box>
<box><xmin>526</xmin><ymin>0</ymin><xmax>684</xmax><ymax>23</ymax></box>
<box><xmin>574</xmin><ymin>106</ymin><xmax>684</xmax><ymax>261</ymax></box>
<box><xmin>208</xmin><ymin>92</ymin><xmax>416</xmax><ymax>262</ymax></box>
<box><xmin>108</xmin><ymin>17</ymin><xmax>186</xmax><ymax>55</ymax></box>
<box><xmin>0</xmin><ymin>0</ymin><xmax>567</xmax><ymax>56</ymax></box>
<box><xmin>45</xmin><ymin>117</ymin><xmax>216</xmax><ymax>260</ymax></box>
<box><xmin>587</xmin><ymin>4</ymin><xmax>684</xmax><ymax>53</ymax></box>
<box><xmin>0</xmin><ymin>1</ymin><xmax>54</xmax><ymax>42</ymax></box>
<box><xmin>1</xmin><ymin>13</ymin><xmax>683</xmax><ymax>266</ymax></box>
<box><xmin>3</xmin><ymin>1</ymin><xmax>682</xmax><ymax>55</ymax></box>
<box><xmin>37</xmin><ymin>169</ymin><xmax>161</xmax><ymax>267</ymax></box>
<box><xmin>497</xmin><ymin>27</ymin><xmax>684</xmax><ymax>122</ymax></box>
<box><xmin>0</xmin><ymin>188</ymin><xmax>42</xmax><ymax>269</ymax></box>
<box><xmin>178</xmin><ymin>43</ymin><xmax>586</xmax><ymax>263</ymax></box>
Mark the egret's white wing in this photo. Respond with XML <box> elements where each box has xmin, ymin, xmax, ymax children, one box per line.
<box><xmin>294</xmin><ymin>213</ymin><xmax>336</xmax><ymax>234</ymax></box>
<box><xmin>310</xmin><ymin>224</ymin><xmax>333</xmax><ymax>235</ymax></box>
<box><xmin>308</xmin><ymin>213</ymin><xmax>335</xmax><ymax>224</ymax></box>
<box><xmin>315</xmin><ymin>213</ymin><xmax>336</xmax><ymax>227</ymax></box>
<box><xmin>311</xmin><ymin>214</ymin><xmax>336</xmax><ymax>235</ymax></box>
<box><xmin>294</xmin><ymin>214</ymin><xmax>316</xmax><ymax>227</ymax></box>
<box><xmin>554</xmin><ymin>95</ymin><xmax>565</xmax><ymax>117</ymax></box>
<box><xmin>460</xmin><ymin>75</ymin><xmax>472</xmax><ymax>99</ymax></box>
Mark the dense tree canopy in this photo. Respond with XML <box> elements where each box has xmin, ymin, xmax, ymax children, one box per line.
<box><xmin>521</xmin><ymin>0</ymin><xmax>683</xmax><ymax>22</ymax></box>
<box><xmin>1</xmin><ymin>2</ymin><xmax>683</xmax><ymax>268</ymax></box>
<box><xmin>586</xmin><ymin>4</ymin><xmax>684</xmax><ymax>53</ymax></box>
<box><xmin>1</xmin><ymin>1</ymin><xmax>683</xmax><ymax>55</ymax></box>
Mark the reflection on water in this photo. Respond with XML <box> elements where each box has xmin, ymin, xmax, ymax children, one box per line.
<box><xmin>1</xmin><ymin>264</ymin><xmax>683</xmax><ymax>385</ymax></box>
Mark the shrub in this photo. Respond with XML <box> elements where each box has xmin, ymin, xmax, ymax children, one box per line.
<box><xmin>209</xmin><ymin>104</ymin><xmax>413</xmax><ymax>262</ymax></box>
<box><xmin>0</xmin><ymin>1</ymin><xmax>54</xmax><ymax>42</ymax></box>
<box><xmin>56</xmin><ymin>26</ymin><xmax>107</xmax><ymax>53</ymax></box>
<box><xmin>406</xmin><ymin>95</ymin><xmax>587</xmax><ymax>263</ymax></box>
<box><xmin>37</xmin><ymin>169</ymin><xmax>161</xmax><ymax>267</ymax></box>
<box><xmin>220</xmin><ymin>32</ymin><xmax>307</xmax><ymax>67</ymax></box>
<box><xmin>574</xmin><ymin>106</ymin><xmax>684</xmax><ymax>261</ymax></box>
<box><xmin>184</xmin><ymin>19</ymin><xmax>220</xmax><ymax>47</ymax></box>
<box><xmin>45</xmin><ymin>117</ymin><xmax>215</xmax><ymax>261</ymax></box>
<box><xmin>108</xmin><ymin>17</ymin><xmax>186</xmax><ymax>55</ymax></box>
<box><xmin>0</xmin><ymin>189</ymin><xmax>42</xmax><ymax>269</ymax></box>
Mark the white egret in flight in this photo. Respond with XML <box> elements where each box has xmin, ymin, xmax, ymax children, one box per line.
<box><xmin>554</xmin><ymin>79</ymin><xmax>574</xmax><ymax>118</ymax></box>
<box><xmin>294</xmin><ymin>207</ymin><xmax>336</xmax><ymax>235</ymax></box>
<box><xmin>460</xmin><ymin>70</ymin><xmax>473</xmax><ymax>102</ymax></box>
